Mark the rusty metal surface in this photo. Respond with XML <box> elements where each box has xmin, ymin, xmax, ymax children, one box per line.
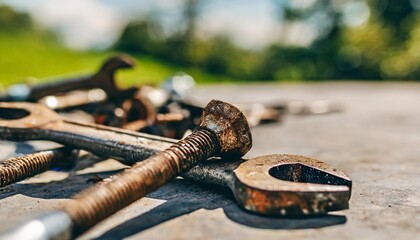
<box><xmin>232</xmin><ymin>154</ymin><xmax>351</xmax><ymax>216</ymax></box>
<box><xmin>0</xmin><ymin>98</ymin><xmax>356</xmax><ymax>226</ymax></box>
<box><xmin>0</xmin><ymin>101</ymin><xmax>350</xmax><ymax>221</ymax></box>
<box><xmin>0</xmin><ymin>148</ymin><xmax>352</xmax><ymax>219</ymax></box>
<box><xmin>0</xmin><ymin>102</ymin><xmax>176</xmax><ymax>164</ymax></box>
<box><xmin>0</xmin><ymin>147</ymin><xmax>77</xmax><ymax>187</ymax></box>
<box><xmin>0</xmin><ymin>98</ymin><xmax>351</xmax><ymax>238</ymax></box>
<box><xmin>200</xmin><ymin>100</ymin><xmax>252</xmax><ymax>158</ymax></box>
<box><xmin>184</xmin><ymin>154</ymin><xmax>351</xmax><ymax>216</ymax></box>
<box><xmin>46</xmin><ymin>100</ymin><xmax>249</xmax><ymax>237</ymax></box>
<box><xmin>64</xmin><ymin>128</ymin><xmax>221</xmax><ymax>237</ymax></box>
<box><xmin>0</xmin><ymin>83</ymin><xmax>418</xmax><ymax>239</ymax></box>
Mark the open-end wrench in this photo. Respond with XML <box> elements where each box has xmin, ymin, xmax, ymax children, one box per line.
<box><xmin>0</xmin><ymin>102</ymin><xmax>175</xmax><ymax>164</ymax></box>
<box><xmin>0</xmin><ymin>55</ymin><xmax>137</xmax><ymax>102</ymax></box>
<box><xmin>1</xmin><ymin>99</ymin><xmax>254</xmax><ymax>239</ymax></box>
<box><xmin>0</xmin><ymin>153</ymin><xmax>351</xmax><ymax>240</ymax></box>
<box><xmin>185</xmin><ymin>153</ymin><xmax>351</xmax><ymax>216</ymax></box>
<box><xmin>0</xmin><ymin>102</ymin><xmax>351</xmax><ymax>216</ymax></box>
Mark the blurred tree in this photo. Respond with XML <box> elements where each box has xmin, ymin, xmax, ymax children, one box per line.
<box><xmin>266</xmin><ymin>0</ymin><xmax>420</xmax><ymax>80</ymax></box>
<box><xmin>114</xmin><ymin>0</ymin><xmax>420</xmax><ymax>81</ymax></box>
<box><xmin>258</xmin><ymin>46</ymin><xmax>317</xmax><ymax>80</ymax></box>
<box><xmin>0</xmin><ymin>5</ymin><xmax>33</xmax><ymax>33</ymax></box>
<box><xmin>161</xmin><ymin>0</ymin><xmax>202</xmax><ymax>65</ymax></box>
<box><xmin>184</xmin><ymin>0</ymin><xmax>199</xmax><ymax>40</ymax></box>
<box><xmin>371</xmin><ymin>0</ymin><xmax>415</xmax><ymax>42</ymax></box>
<box><xmin>114</xmin><ymin>0</ymin><xmax>261</xmax><ymax>79</ymax></box>
<box><xmin>114</xmin><ymin>19</ymin><xmax>163</xmax><ymax>55</ymax></box>
<box><xmin>203</xmin><ymin>36</ymin><xmax>260</xmax><ymax>79</ymax></box>
<box><xmin>264</xmin><ymin>0</ymin><xmax>346</xmax><ymax>80</ymax></box>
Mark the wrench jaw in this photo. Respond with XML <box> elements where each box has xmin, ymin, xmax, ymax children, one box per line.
<box><xmin>232</xmin><ymin>154</ymin><xmax>352</xmax><ymax>217</ymax></box>
<box><xmin>0</xmin><ymin>102</ymin><xmax>62</xmax><ymax>141</ymax></box>
<box><xmin>0</xmin><ymin>102</ymin><xmax>61</xmax><ymax>128</ymax></box>
<box><xmin>95</xmin><ymin>54</ymin><xmax>137</xmax><ymax>101</ymax></box>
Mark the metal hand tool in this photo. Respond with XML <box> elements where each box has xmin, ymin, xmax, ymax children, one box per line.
<box><xmin>184</xmin><ymin>153</ymin><xmax>351</xmax><ymax>216</ymax></box>
<box><xmin>0</xmin><ymin>101</ymin><xmax>352</xmax><ymax>239</ymax></box>
<box><xmin>0</xmin><ymin>55</ymin><xmax>137</xmax><ymax>102</ymax></box>
<box><xmin>1</xmin><ymin>99</ymin><xmax>253</xmax><ymax>239</ymax></box>
<box><xmin>38</xmin><ymin>88</ymin><xmax>108</xmax><ymax>110</ymax></box>
<box><xmin>0</xmin><ymin>102</ymin><xmax>176</xmax><ymax>164</ymax></box>
<box><xmin>0</xmin><ymin>102</ymin><xmax>351</xmax><ymax>215</ymax></box>
<box><xmin>0</xmin><ymin>153</ymin><xmax>351</xmax><ymax>240</ymax></box>
<box><xmin>0</xmin><ymin>135</ymin><xmax>352</xmax><ymax>216</ymax></box>
<box><xmin>0</xmin><ymin>147</ymin><xmax>77</xmax><ymax>187</ymax></box>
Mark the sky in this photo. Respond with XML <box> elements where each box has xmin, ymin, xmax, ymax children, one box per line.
<box><xmin>2</xmin><ymin>0</ymin><xmax>370</xmax><ymax>50</ymax></box>
<box><xmin>3</xmin><ymin>0</ymin><xmax>285</xmax><ymax>50</ymax></box>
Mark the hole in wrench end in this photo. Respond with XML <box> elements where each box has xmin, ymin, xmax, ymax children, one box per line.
<box><xmin>0</xmin><ymin>107</ymin><xmax>29</xmax><ymax>120</ymax></box>
<box><xmin>0</xmin><ymin>102</ymin><xmax>61</xmax><ymax>129</ymax></box>
<box><xmin>232</xmin><ymin>154</ymin><xmax>352</xmax><ymax>217</ymax></box>
<box><xmin>268</xmin><ymin>163</ymin><xmax>350</xmax><ymax>187</ymax></box>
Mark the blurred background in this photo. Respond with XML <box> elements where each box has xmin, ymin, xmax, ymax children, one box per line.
<box><xmin>1</xmin><ymin>0</ymin><xmax>420</xmax><ymax>88</ymax></box>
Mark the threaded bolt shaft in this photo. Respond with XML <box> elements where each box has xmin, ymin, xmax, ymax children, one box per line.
<box><xmin>63</xmin><ymin>128</ymin><xmax>219</xmax><ymax>236</ymax></box>
<box><xmin>0</xmin><ymin>147</ymin><xmax>75</xmax><ymax>187</ymax></box>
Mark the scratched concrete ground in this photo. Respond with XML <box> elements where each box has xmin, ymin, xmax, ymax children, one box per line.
<box><xmin>0</xmin><ymin>83</ymin><xmax>419</xmax><ymax>239</ymax></box>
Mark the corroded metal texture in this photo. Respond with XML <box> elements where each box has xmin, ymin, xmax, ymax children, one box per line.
<box><xmin>0</xmin><ymin>100</ymin><xmax>252</xmax><ymax>163</ymax></box>
<box><xmin>64</xmin><ymin>129</ymin><xmax>220</xmax><ymax>236</ymax></box>
<box><xmin>200</xmin><ymin>100</ymin><xmax>252</xmax><ymax>158</ymax></box>
<box><xmin>60</xmin><ymin>99</ymin><xmax>250</xmax><ymax>237</ymax></box>
<box><xmin>26</xmin><ymin>55</ymin><xmax>136</xmax><ymax>101</ymax></box>
<box><xmin>184</xmin><ymin>154</ymin><xmax>351</xmax><ymax>216</ymax></box>
<box><xmin>0</xmin><ymin>147</ymin><xmax>77</xmax><ymax>187</ymax></box>
<box><xmin>0</xmin><ymin>101</ymin><xmax>351</xmax><ymax>218</ymax></box>
<box><xmin>0</xmin><ymin>102</ymin><xmax>176</xmax><ymax>164</ymax></box>
<box><xmin>232</xmin><ymin>154</ymin><xmax>352</xmax><ymax>216</ymax></box>
<box><xmin>120</xmin><ymin>96</ymin><xmax>157</xmax><ymax>131</ymax></box>
<box><xmin>183</xmin><ymin>158</ymin><xmax>243</xmax><ymax>189</ymax></box>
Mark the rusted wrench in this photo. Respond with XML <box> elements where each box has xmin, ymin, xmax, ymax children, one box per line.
<box><xmin>0</xmin><ymin>55</ymin><xmax>137</xmax><ymax>102</ymax></box>
<box><xmin>0</xmin><ymin>153</ymin><xmax>351</xmax><ymax>239</ymax></box>
<box><xmin>0</xmin><ymin>102</ymin><xmax>351</xmax><ymax>216</ymax></box>
<box><xmin>0</xmin><ymin>102</ymin><xmax>174</xmax><ymax>164</ymax></box>
<box><xmin>2</xmin><ymin>99</ymin><xmax>253</xmax><ymax>239</ymax></box>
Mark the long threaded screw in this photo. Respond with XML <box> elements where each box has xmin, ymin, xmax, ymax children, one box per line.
<box><xmin>0</xmin><ymin>100</ymin><xmax>252</xmax><ymax>240</ymax></box>
<box><xmin>64</xmin><ymin>128</ymin><xmax>219</xmax><ymax>235</ymax></box>
<box><xmin>63</xmin><ymin>99</ymin><xmax>253</xmax><ymax>237</ymax></box>
<box><xmin>0</xmin><ymin>147</ymin><xmax>76</xmax><ymax>187</ymax></box>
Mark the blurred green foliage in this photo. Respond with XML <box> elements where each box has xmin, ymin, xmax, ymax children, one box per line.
<box><xmin>2</xmin><ymin>0</ymin><xmax>420</xmax><ymax>84</ymax></box>
<box><xmin>0</xmin><ymin>4</ymin><xmax>33</xmax><ymax>33</ymax></box>
<box><xmin>0</xmin><ymin>5</ymin><xmax>235</xmax><ymax>88</ymax></box>
<box><xmin>114</xmin><ymin>20</ymin><xmax>261</xmax><ymax>81</ymax></box>
<box><xmin>114</xmin><ymin>0</ymin><xmax>420</xmax><ymax>81</ymax></box>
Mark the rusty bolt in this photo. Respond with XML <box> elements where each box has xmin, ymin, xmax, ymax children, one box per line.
<box><xmin>0</xmin><ymin>147</ymin><xmax>77</xmax><ymax>187</ymax></box>
<box><xmin>59</xmin><ymin>99</ymin><xmax>252</xmax><ymax>237</ymax></box>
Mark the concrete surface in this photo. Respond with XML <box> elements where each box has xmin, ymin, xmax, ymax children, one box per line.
<box><xmin>0</xmin><ymin>82</ymin><xmax>419</xmax><ymax>239</ymax></box>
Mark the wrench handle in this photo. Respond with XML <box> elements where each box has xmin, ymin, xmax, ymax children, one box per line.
<box><xmin>39</xmin><ymin>120</ymin><xmax>175</xmax><ymax>164</ymax></box>
<box><xmin>28</xmin><ymin>75</ymin><xmax>94</xmax><ymax>100</ymax></box>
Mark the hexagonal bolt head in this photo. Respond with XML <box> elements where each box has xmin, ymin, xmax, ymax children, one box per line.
<box><xmin>200</xmin><ymin>99</ymin><xmax>253</xmax><ymax>158</ymax></box>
